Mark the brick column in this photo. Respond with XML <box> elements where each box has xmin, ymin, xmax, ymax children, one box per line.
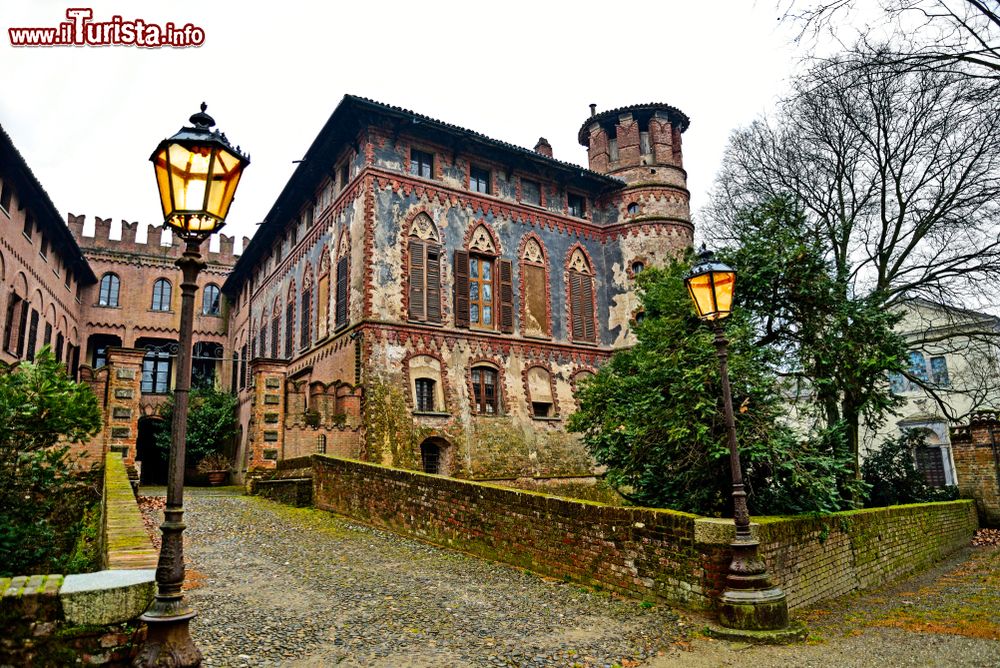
<box><xmin>248</xmin><ymin>359</ymin><xmax>287</xmax><ymax>470</ymax></box>
<box><xmin>104</xmin><ymin>347</ymin><xmax>144</xmax><ymax>470</ymax></box>
<box><xmin>951</xmin><ymin>413</ymin><xmax>1000</xmax><ymax>527</ymax></box>
<box><xmin>76</xmin><ymin>366</ymin><xmax>110</xmax><ymax>466</ymax></box>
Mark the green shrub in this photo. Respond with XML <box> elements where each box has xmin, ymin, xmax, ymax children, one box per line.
<box><xmin>155</xmin><ymin>386</ymin><xmax>238</xmax><ymax>466</ymax></box>
<box><xmin>862</xmin><ymin>430</ymin><xmax>958</xmax><ymax>507</ymax></box>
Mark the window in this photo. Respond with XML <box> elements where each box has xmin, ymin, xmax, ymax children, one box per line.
<box><xmin>0</xmin><ymin>181</ymin><xmax>11</xmax><ymax>212</ymax></box>
<box><xmin>471</xmin><ymin>366</ymin><xmax>499</xmax><ymax>415</ymax></box>
<box><xmin>203</xmin><ymin>284</ymin><xmax>221</xmax><ymax>315</ymax></box>
<box><xmin>335</xmin><ymin>255</ymin><xmax>349</xmax><ymax>329</ymax></box>
<box><xmin>258</xmin><ymin>315</ymin><xmax>267</xmax><ymax>360</ymax></box>
<box><xmin>521</xmin><ymin>237</ymin><xmax>549</xmax><ymax>337</ymax></box>
<box><xmin>141</xmin><ymin>345</ymin><xmax>172</xmax><ymax>394</ymax></box>
<box><xmin>193</xmin><ymin>342</ymin><xmax>222</xmax><ymax>389</ymax></box>
<box><xmin>568</xmin><ymin>193</ymin><xmax>586</xmax><ymax>218</ymax></box>
<box><xmin>271</xmin><ymin>300</ymin><xmax>281</xmax><ymax>358</ymax></box>
<box><xmin>415</xmin><ymin>378</ymin><xmax>436</xmax><ymax>412</ymax></box>
<box><xmin>290</xmin><ymin>225</ymin><xmax>298</xmax><ymax>247</ymax></box>
<box><xmin>407</xmin><ymin>215</ymin><xmax>441</xmax><ymax>323</ymax></box>
<box><xmin>454</xmin><ymin>227</ymin><xmax>513</xmax><ymax>332</ymax></box>
<box><xmin>420</xmin><ymin>440</ymin><xmax>441</xmax><ymax>474</ymax></box>
<box><xmin>231</xmin><ymin>352</ymin><xmax>238</xmax><ymax>392</ymax></box>
<box><xmin>627</xmin><ymin>202</ymin><xmax>639</xmax><ymax>215</ymax></box>
<box><xmin>340</xmin><ymin>164</ymin><xmax>350</xmax><ymax>189</ymax></box>
<box><xmin>639</xmin><ymin>131</ymin><xmax>651</xmax><ymax>155</ymax></box>
<box><xmin>527</xmin><ymin>366</ymin><xmax>554</xmax><ymax>418</ymax></box>
<box><xmin>3</xmin><ymin>293</ymin><xmax>26</xmax><ymax>354</ymax></box>
<box><xmin>89</xmin><ymin>334</ymin><xmax>121</xmax><ymax>369</ymax></box>
<box><xmin>410</xmin><ymin>149</ymin><xmax>433</xmax><ymax>179</ymax></box>
<box><xmin>520</xmin><ymin>179</ymin><xmax>541</xmax><ymax>206</ymax></box>
<box><xmin>468</xmin><ymin>255</ymin><xmax>494</xmax><ymax>328</ymax></box>
<box><xmin>25</xmin><ymin>310</ymin><xmax>39</xmax><ymax>361</ymax></box>
<box><xmin>64</xmin><ymin>268</ymin><xmax>71</xmax><ymax>289</ymax></box>
<box><xmin>23</xmin><ymin>215</ymin><xmax>34</xmax><ymax>239</ymax></box>
<box><xmin>317</xmin><ymin>258</ymin><xmax>330</xmax><ymax>339</ymax></box>
<box><xmin>54</xmin><ymin>332</ymin><xmax>64</xmax><ymax>363</ymax></box>
<box><xmin>301</xmin><ymin>269</ymin><xmax>313</xmax><ymax>350</ymax></box>
<box><xmin>151</xmin><ymin>278</ymin><xmax>172</xmax><ymax>311</ymax></box>
<box><xmin>42</xmin><ymin>321</ymin><xmax>52</xmax><ymax>347</ymax></box>
<box><xmin>470</xmin><ymin>166</ymin><xmax>491</xmax><ymax>194</ymax></box>
<box><xmin>930</xmin><ymin>356</ymin><xmax>950</xmax><ymax>386</ymax></box>
<box><xmin>568</xmin><ymin>248</ymin><xmax>597</xmax><ymax>343</ymax></box>
<box><xmin>631</xmin><ymin>260</ymin><xmax>645</xmax><ymax>275</ymax></box>
<box><xmin>239</xmin><ymin>344</ymin><xmax>248</xmax><ymax>389</ymax></box>
<box><xmin>285</xmin><ymin>289</ymin><xmax>295</xmax><ymax>359</ymax></box>
<box><xmin>40</xmin><ymin>236</ymin><xmax>48</xmax><ymax>260</ymax></box>
<box><xmin>98</xmin><ymin>273</ymin><xmax>120</xmax><ymax>307</ymax></box>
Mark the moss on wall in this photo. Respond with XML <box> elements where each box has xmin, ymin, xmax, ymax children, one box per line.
<box><xmin>362</xmin><ymin>375</ymin><xmax>417</xmax><ymax>470</ymax></box>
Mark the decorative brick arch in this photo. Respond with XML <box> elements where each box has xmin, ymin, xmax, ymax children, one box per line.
<box><xmin>271</xmin><ymin>294</ymin><xmax>282</xmax><ymax>358</ymax></box>
<box><xmin>564</xmin><ymin>243</ymin><xmax>598</xmax><ymax>344</ymax></box>
<box><xmin>465</xmin><ymin>355</ymin><xmax>509</xmax><ymax>416</ymax></box>
<box><xmin>334</xmin><ymin>227</ymin><xmax>351</xmax><ymax>330</ymax></box>
<box><xmin>570</xmin><ymin>367</ymin><xmax>598</xmax><ymax>409</ymax></box>
<box><xmin>284</xmin><ymin>279</ymin><xmax>297</xmax><ymax>358</ymax></box>
<box><xmin>521</xmin><ymin>361</ymin><xmax>560</xmax><ymax>418</ymax></box>
<box><xmin>517</xmin><ymin>232</ymin><xmax>552</xmax><ymax>338</ymax></box>
<box><xmin>402</xmin><ymin>210</ymin><xmax>443</xmax><ymax>324</ymax></box>
<box><xmin>462</xmin><ymin>220</ymin><xmax>501</xmax><ymax>255</ymax></box>
<box><xmin>300</xmin><ymin>262</ymin><xmax>315</xmax><ymax>350</ymax></box>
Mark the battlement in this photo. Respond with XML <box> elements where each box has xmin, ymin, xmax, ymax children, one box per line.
<box><xmin>67</xmin><ymin>213</ymin><xmax>248</xmax><ymax>266</ymax></box>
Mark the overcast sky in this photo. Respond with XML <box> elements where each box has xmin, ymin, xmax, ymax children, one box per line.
<box><xmin>1</xmin><ymin>1</ymin><xmax>804</xmax><ymax>249</ymax></box>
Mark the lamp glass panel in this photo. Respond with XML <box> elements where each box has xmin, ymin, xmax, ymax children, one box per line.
<box><xmin>686</xmin><ymin>273</ymin><xmax>718</xmax><ymax>319</ymax></box>
<box><xmin>153</xmin><ymin>148</ymin><xmax>172</xmax><ymax>218</ymax></box>
<box><xmin>712</xmin><ymin>271</ymin><xmax>735</xmax><ymax>317</ymax></box>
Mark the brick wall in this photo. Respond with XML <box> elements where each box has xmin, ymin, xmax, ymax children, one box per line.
<box><xmin>312</xmin><ymin>455</ymin><xmax>978</xmax><ymax>612</ymax></box>
<box><xmin>951</xmin><ymin>413</ymin><xmax>1000</xmax><ymax>526</ymax></box>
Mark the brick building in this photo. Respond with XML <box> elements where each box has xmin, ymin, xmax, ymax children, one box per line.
<box><xmin>223</xmin><ymin>96</ymin><xmax>692</xmax><ymax>483</ymax></box>
<box><xmin>1</xmin><ymin>96</ymin><xmax>693</xmax><ymax>485</ymax></box>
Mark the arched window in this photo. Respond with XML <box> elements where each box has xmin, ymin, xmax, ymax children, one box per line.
<box><xmin>470</xmin><ymin>363</ymin><xmax>501</xmax><ymax>415</ymax></box>
<box><xmin>271</xmin><ymin>296</ymin><xmax>281</xmax><ymax>358</ymax></box>
<box><xmin>455</xmin><ymin>224</ymin><xmax>512</xmax><ymax>332</ymax></box>
<box><xmin>520</xmin><ymin>236</ymin><xmax>549</xmax><ymax>337</ymax></box>
<box><xmin>98</xmin><ymin>273</ymin><xmax>120</xmax><ymax>307</ymax></box>
<box><xmin>317</xmin><ymin>251</ymin><xmax>331</xmax><ymax>339</ymax></box>
<box><xmin>285</xmin><ymin>281</ymin><xmax>296</xmax><ymax>359</ymax></box>
<box><xmin>407</xmin><ymin>214</ymin><xmax>441</xmax><ymax>323</ymax></box>
<box><xmin>258</xmin><ymin>309</ymin><xmax>268</xmax><ymax>359</ymax></box>
<box><xmin>335</xmin><ymin>230</ymin><xmax>350</xmax><ymax>329</ymax></box>
<box><xmin>151</xmin><ymin>278</ymin><xmax>171</xmax><ymax>311</ymax></box>
<box><xmin>567</xmin><ymin>248</ymin><xmax>597</xmax><ymax>344</ymax></box>
<box><xmin>300</xmin><ymin>265</ymin><xmax>314</xmax><ymax>350</ymax></box>
<box><xmin>203</xmin><ymin>284</ymin><xmax>221</xmax><ymax>315</ymax></box>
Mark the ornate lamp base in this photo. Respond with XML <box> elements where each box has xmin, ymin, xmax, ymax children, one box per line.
<box><xmin>134</xmin><ymin>609</ymin><xmax>202</xmax><ymax>667</ymax></box>
<box><xmin>716</xmin><ymin>538</ymin><xmax>795</xmax><ymax>634</ymax></box>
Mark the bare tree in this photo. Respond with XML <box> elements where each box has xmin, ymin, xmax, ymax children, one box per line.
<box><xmin>707</xmin><ymin>53</ymin><xmax>1000</xmax><ymax>466</ymax></box>
<box><xmin>781</xmin><ymin>0</ymin><xmax>1000</xmax><ymax>82</ymax></box>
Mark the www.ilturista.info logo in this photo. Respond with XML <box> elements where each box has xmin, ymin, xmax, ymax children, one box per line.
<box><xmin>9</xmin><ymin>8</ymin><xmax>205</xmax><ymax>48</ymax></box>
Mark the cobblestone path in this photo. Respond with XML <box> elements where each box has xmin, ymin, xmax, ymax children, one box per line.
<box><xmin>171</xmin><ymin>488</ymin><xmax>687</xmax><ymax>667</ymax></box>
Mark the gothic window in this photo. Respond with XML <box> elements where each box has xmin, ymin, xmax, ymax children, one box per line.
<box><xmin>568</xmin><ymin>248</ymin><xmax>597</xmax><ymax>344</ymax></box>
<box><xmin>521</xmin><ymin>237</ymin><xmax>549</xmax><ymax>337</ymax></box>
<box><xmin>317</xmin><ymin>252</ymin><xmax>331</xmax><ymax>339</ymax></box>
<box><xmin>203</xmin><ymin>284</ymin><xmax>221</xmax><ymax>315</ymax></box>
<box><xmin>99</xmin><ymin>273</ymin><xmax>120</xmax><ymax>307</ymax></box>
<box><xmin>151</xmin><ymin>278</ymin><xmax>171</xmax><ymax>311</ymax></box>
<box><xmin>335</xmin><ymin>231</ymin><xmax>350</xmax><ymax>330</ymax></box>
<box><xmin>301</xmin><ymin>267</ymin><xmax>314</xmax><ymax>350</ymax></box>
<box><xmin>407</xmin><ymin>214</ymin><xmax>441</xmax><ymax>323</ymax></box>
<box><xmin>454</xmin><ymin>225</ymin><xmax>512</xmax><ymax>332</ymax></box>
<box><xmin>285</xmin><ymin>282</ymin><xmax>296</xmax><ymax>359</ymax></box>
<box><xmin>527</xmin><ymin>366</ymin><xmax>555</xmax><ymax>418</ymax></box>
<box><xmin>471</xmin><ymin>365</ymin><xmax>500</xmax><ymax>415</ymax></box>
<box><xmin>271</xmin><ymin>297</ymin><xmax>281</xmax><ymax>358</ymax></box>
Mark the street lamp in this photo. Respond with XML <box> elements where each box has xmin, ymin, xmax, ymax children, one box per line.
<box><xmin>136</xmin><ymin>103</ymin><xmax>249</xmax><ymax>667</ymax></box>
<box><xmin>685</xmin><ymin>246</ymin><xmax>790</xmax><ymax>633</ymax></box>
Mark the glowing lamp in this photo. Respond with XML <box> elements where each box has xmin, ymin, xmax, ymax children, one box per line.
<box><xmin>685</xmin><ymin>246</ymin><xmax>735</xmax><ymax>321</ymax></box>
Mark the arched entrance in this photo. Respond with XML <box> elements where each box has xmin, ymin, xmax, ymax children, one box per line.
<box><xmin>419</xmin><ymin>437</ymin><xmax>451</xmax><ymax>475</ymax></box>
<box><xmin>136</xmin><ymin>416</ymin><xmax>168</xmax><ymax>485</ymax></box>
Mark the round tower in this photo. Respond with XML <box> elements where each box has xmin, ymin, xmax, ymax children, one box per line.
<box><xmin>578</xmin><ymin>103</ymin><xmax>693</xmax><ymax>267</ymax></box>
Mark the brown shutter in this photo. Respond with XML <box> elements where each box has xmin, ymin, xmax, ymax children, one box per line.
<box><xmin>454</xmin><ymin>250</ymin><xmax>470</xmax><ymax>328</ymax></box>
<box><xmin>569</xmin><ymin>272</ymin><xmax>584</xmax><ymax>341</ymax></box>
<box><xmin>582</xmin><ymin>275</ymin><xmax>596</xmax><ymax>343</ymax></box>
<box><xmin>499</xmin><ymin>259</ymin><xmax>514</xmax><ymax>333</ymax></box>
<box><xmin>426</xmin><ymin>244</ymin><xmax>441</xmax><ymax>323</ymax></box>
<box><xmin>335</xmin><ymin>256</ymin><xmax>349</xmax><ymax>328</ymax></box>
<box><xmin>408</xmin><ymin>239</ymin><xmax>425</xmax><ymax>321</ymax></box>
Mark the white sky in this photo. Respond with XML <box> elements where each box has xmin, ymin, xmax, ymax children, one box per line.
<box><xmin>1</xmin><ymin>1</ymin><xmax>804</xmax><ymax>249</ymax></box>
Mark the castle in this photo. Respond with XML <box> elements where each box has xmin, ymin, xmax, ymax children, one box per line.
<box><xmin>0</xmin><ymin>96</ymin><xmax>692</xmax><ymax>485</ymax></box>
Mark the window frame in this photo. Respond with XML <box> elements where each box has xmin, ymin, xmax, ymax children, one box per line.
<box><xmin>151</xmin><ymin>278</ymin><xmax>172</xmax><ymax>312</ymax></box>
<box><xmin>469</xmin><ymin>165</ymin><xmax>491</xmax><ymax>194</ymax></box>
<box><xmin>409</xmin><ymin>148</ymin><xmax>434</xmax><ymax>179</ymax></box>
<box><xmin>567</xmin><ymin>192</ymin><xmax>587</xmax><ymax>218</ymax></box>
<box><xmin>414</xmin><ymin>377</ymin><xmax>436</xmax><ymax>412</ymax></box>
<box><xmin>98</xmin><ymin>273</ymin><xmax>120</xmax><ymax>308</ymax></box>
<box><xmin>202</xmin><ymin>284</ymin><xmax>221</xmax><ymax>316</ymax></box>
<box><xmin>470</xmin><ymin>364</ymin><xmax>501</xmax><ymax>416</ymax></box>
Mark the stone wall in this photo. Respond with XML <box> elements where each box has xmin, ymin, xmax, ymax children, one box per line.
<box><xmin>951</xmin><ymin>412</ymin><xmax>1000</xmax><ymax>526</ymax></box>
<box><xmin>312</xmin><ymin>455</ymin><xmax>978</xmax><ymax>612</ymax></box>
<box><xmin>102</xmin><ymin>452</ymin><xmax>158</xmax><ymax>570</ymax></box>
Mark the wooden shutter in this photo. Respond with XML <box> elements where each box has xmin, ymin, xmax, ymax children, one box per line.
<box><xmin>408</xmin><ymin>239</ymin><xmax>425</xmax><ymax>321</ymax></box>
<box><xmin>426</xmin><ymin>244</ymin><xmax>442</xmax><ymax>323</ymax></box>
<box><xmin>454</xmin><ymin>250</ymin><xmax>470</xmax><ymax>328</ymax></box>
<box><xmin>581</xmin><ymin>275</ymin><xmax>596</xmax><ymax>342</ymax></box>
<box><xmin>336</xmin><ymin>256</ymin><xmax>348</xmax><ymax>328</ymax></box>
<box><xmin>499</xmin><ymin>259</ymin><xmax>514</xmax><ymax>333</ymax></box>
<box><xmin>569</xmin><ymin>272</ymin><xmax>584</xmax><ymax>341</ymax></box>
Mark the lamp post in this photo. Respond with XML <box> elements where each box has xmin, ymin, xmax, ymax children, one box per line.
<box><xmin>685</xmin><ymin>246</ymin><xmax>791</xmax><ymax>634</ymax></box>
<box><xmin>136</xmin><ymin>104</ymin><xmax>249</xmax><ymax>667</ymax></box>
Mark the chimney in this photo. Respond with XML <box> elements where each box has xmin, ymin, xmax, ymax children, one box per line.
<box><xmin>589</xmin><ymin>103</ymin><xmax>597</xmax><ymax>117</ymax></box>
<box><xmin>533</xmin><ymin>137</ymin><xmax>553</xmax><ymax>158</ymax></box>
